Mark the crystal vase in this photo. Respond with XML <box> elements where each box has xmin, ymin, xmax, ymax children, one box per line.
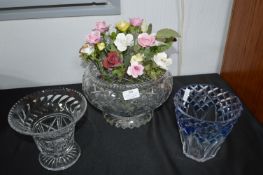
<box><xmin>174</xmin><ymin>84</ymin><xmax>243</xmax><ymax>162</ymax></box>
<box><xmin>82</xmin><ymin>62</ymin><xmax>173</xmax><ymax>129</ymax></box>
<box><xmin>8</xmin><ymin>88</ymin><xmax>87</xmax><ymax>171</ymax></box>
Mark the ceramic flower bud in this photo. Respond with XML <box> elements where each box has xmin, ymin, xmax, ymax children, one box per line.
<box><xmin>116</xmin><ymin>21</ymin><xmax>130</xmax><ymax>32</ymax></box>
<box><xmin>141</xmin><ymin>21</ymin><xmax>149</xmax><ymax>33</ymax></box>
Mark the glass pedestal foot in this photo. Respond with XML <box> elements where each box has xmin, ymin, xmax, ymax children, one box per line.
<box><xmin>103</xmin><ymin>112</ymin><xmax>153</xmax><ymax>129</ymax></box>
<box><xmin>38</xmin><ymin>142</ymin><xmax>81</xmax><ymax>171</ymax></box>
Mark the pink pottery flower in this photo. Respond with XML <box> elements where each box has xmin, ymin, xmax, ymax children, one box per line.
<box><xmin>127</xmin><ymin>62</ymin><xmax>144</xmax><ymax>78</ymax></box>
<box><xmin>138</xmin><ymin>33</ymin><xmax>156</xmax><ymax>47</ymax></box>
<box><xmin>86</xmin><ymin>31</ymin><xmax>101</xmax><ymax>44</ymax></box>
<box><xmin>129</xmin><ymin>17</ymin><xmax>144</xmax><ymax>27</ymax></box>
<box><xmin>95</xmin><ymin>21</ymin><xmax>109</xmax><ymax>33</ymax></box>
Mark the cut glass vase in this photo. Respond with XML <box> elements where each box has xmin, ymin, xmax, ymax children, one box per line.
<box><xmin>174</xmin><ymin>84</ymin><xmax>243</xmax><ymax>162</ymax></box>
<box><xmin>8</xmin><ymin>88</ymin><xmax>87</xmax><ymax>171</ymax></box>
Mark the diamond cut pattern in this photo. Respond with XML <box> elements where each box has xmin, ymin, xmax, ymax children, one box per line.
<box><xmin>174</xmin><ymin>84</ymin><xmax>243</xmax><ymax>162</ymax></box>
<box><xmin>34</xmin><ymin>113</ymin><xmax>72</xmax><ymax>133</ymax></box>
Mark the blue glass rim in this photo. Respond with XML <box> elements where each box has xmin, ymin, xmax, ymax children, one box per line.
<box><xmin>173</xmin><ymin>84</ymin><xmax>243</xmax><ymax>124</ymax></box>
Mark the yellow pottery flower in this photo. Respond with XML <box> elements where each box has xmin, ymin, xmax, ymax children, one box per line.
<box><xmin>116</xmin><ymin>21</ymin><xmax>130</xmax><ymax>32</ymax></box>
<box><xmin>130</xmin><ymin>53</ymin><xmax>144</xmax><ymax>63</ymax></box>
<box><xmin>97</xmin><ymin>42</ymin><xmax>106</xmax><ymax>51</ymax></box>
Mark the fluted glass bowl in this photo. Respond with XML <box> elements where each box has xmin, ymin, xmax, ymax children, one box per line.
<box><xmin>8</xmin><ymin>88</ymin><xmax>87</xmax><ymax>171</ymax></box>
<box><xmin>82</xmin><ymin>62</ymin><xmax>173</xmax><ymax>129</ymax></box>
<box><xmin>174</xmin><ymin>84</ymin><xmax>243</xmax><ymax>162</ymax></box>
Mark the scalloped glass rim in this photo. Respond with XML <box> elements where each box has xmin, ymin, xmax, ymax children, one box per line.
<box><xmin>173</xmin><ymin>84</ymin><xmax>243</xmax><ymax>124</ymax></box>
<box><xmin>8</xmin><ymin>88</ymin><xmax>87</xmax><ymax>137</ymax></box>
<box><xmin>83</xmin><ymin>62</ymin><xmax>172</xmax><ymax>89</ymax></box>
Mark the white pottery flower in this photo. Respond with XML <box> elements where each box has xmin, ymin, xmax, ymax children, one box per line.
<box><xmin>153</xmin><ymin>52</ymin><xmax>172</xmax><ymax>70</ymax></box>
<box><xmin>114</xmin><ymin>33</ymin><xmax>134</xmax><ymax>52</ymax></box>
<box><xmin>80</xmin><ymin>44</ymin><xmax>94</xmax><ymax>55</ymax></box>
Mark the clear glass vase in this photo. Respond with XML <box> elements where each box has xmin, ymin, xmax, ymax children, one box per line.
<box><xmin>8</xmin><ymin>88</ymin><xmax>87</xmax><ymax>171</ymax></box>
<box><xmin>174</xmin><ymin>84</ymin><xmax>243</xmax><ymax>162</ymax></box>
<box><xmin>82</xmin><ymin>62</ymin><xmax>173</xmax><ymax>129</ymax></box>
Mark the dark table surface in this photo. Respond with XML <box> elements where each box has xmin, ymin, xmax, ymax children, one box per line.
<box><xmin>0</xmin><ymin>73</ymin><xmax>263</xmax><ymax>175</ymax></box>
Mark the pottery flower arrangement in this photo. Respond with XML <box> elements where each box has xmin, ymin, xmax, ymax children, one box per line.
<box><xmin>80</xmin><ymin>18</ymin><xmax>179</xmax><ymax>83</ymax></box>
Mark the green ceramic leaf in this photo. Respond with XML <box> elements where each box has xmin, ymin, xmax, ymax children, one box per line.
<box><xmin>156</xmin><ymin>42</ymin><xmax>173</xmax><ymax>52</ymax></box>
<box><xmin>156</xmin><ymin>28</ymin><xmax>180</xmax><ymax>42</ymax></box>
